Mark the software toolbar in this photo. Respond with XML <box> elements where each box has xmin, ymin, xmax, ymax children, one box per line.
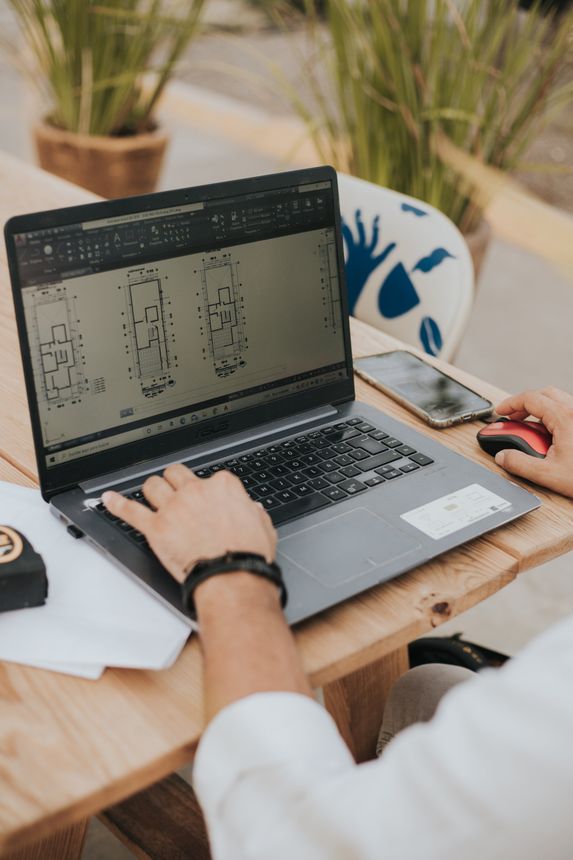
<box><xmin>14</xmin><ymin>182</ymin><xmax>333</xmax><ymax>287</ymax></box>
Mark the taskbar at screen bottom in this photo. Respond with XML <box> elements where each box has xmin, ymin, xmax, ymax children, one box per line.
<box><xmin>44</xmin><ymin>366</ymin><xmax>348</xmax><ymax>469</ymax></box>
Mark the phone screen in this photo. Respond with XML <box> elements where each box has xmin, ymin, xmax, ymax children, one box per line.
<box><xmin>354</xmin><ymin>351</ymin><xmax>492</xmax><ymax>422</ymax></box>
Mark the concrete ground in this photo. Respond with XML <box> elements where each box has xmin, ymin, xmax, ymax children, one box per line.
<box><xmin>0</xmin><ymin>2</ymin><xmax>572</xmax><ymax>856</ymax></box>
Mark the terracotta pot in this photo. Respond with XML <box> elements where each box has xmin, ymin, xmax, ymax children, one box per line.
<box><xmin>464</xmin><ymin>217</ymin><xmax>492</xmax><ymax>285</ymax></box>
<box><xmin>33</xmin><ymin>121</ymin><xmax>169</xmax><ymax>199</ymax></box>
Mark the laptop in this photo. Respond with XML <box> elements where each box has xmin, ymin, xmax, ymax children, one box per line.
<box><xmin>4</xmin><ymin>166</ymin><xmax>539</xmax><ymax>626</ymax></box>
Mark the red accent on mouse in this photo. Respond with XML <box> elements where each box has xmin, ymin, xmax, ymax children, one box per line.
<box><xmin>477</xmin><ymin>418</ymin><xmax>552</xmax><ymax>459</ymax></box>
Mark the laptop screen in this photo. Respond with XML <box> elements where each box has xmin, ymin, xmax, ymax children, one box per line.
<box><xmin>13</xmin><ymin>176</ymin><xmax>349</xmax><ymax>473</ymax></box>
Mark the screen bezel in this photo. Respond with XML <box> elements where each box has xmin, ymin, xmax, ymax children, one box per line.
<box><xmin>354</xmin><ymin>350</ymin><xmax>493</xmax><ymax>424</ymax></box>
<box><xmin>5</xmin><ymin>166</ymin><xmax>355</xmax><ymax>500</ymax></box>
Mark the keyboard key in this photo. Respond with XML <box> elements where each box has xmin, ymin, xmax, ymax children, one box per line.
<box><xmin>265</xmin><ymin>454</ymin><xmax>283</xmax><ymax>466</ymax></box>
<box><xmin>383</xmin><ymin>437</ymin><xmax>402</xmax><ymax>448</ymax></box>
<box><xmin>241</xmin><ymin>476</ymin><xmax>255</xmax><ymax>487</ymax></box>
<box><xmin>354</xmin><ymin>438</ymin><xmax>388</xmax><ymax>456</ymax></box>
<box><xmin>410</xmin><ymin>453</ymin><xmax>434</xmax><ymax>466</ymax></box>
<box><xmin>325</xmin><ymin>472</ymin><xmax>345</xmax><ymax>484</ymax></box>
<box><xmin>131</xmin><ymin>490</ymin><xmax>144</xmax><ymax>500</ymax></box>
<box><xmin>271</xmin><ymin>493</ymin><xmax>331</xmax><ymax>525</ymax></box>
<box><xmin>339</xmin><ymin>478</ymin><xmax>367</xmax><ymax>494</ymax></box>
<box><xmin>318</xmin><ymin>448</ymin><xmax>338</xmax><ymax>461</ymax></box>
<box><xmin>253</xmin><ymin>471</ymin><xmax>272</xmax><ymax>483</ymax></box>
<box><xmin>309</xmin><ymin>477</ymin><xmax>329</xmax><ymax>490</ymax></box>
<box><xmin>400</xmin><ymin>463</ymin><xmax>420</xmax><ymax>474</ymax></box>
<box><xmin>194</xmin><ymin>468</ymin><xmax>211</xmax><ymax>478</ymax></box>
<box><xmin>275</xmin><ymin>490</ymin><xmax>297</xmax><ymax>503</ymax></box>
<box><xmin>289</xmin><ymin>472</ymin><xmax>307</xmax><ymax>484</ymax></box>
<box><xmin>230</xmin><ymin>465</ymin><xmax>249</xmax><ymax>476</ymax></box>
<box><xmin>341</xmin><ymin>465</ymin><xmax>361</xmax><ymax>478</ymax></box>
<box><xmin>376</xmin><ymin>468</ymin><xmax>402</xmax><ymax>480</ymax></box>
<box><xmin>334</xmin><ymin>454</ymin><xmax>354</xmax><ymax>467</ymax></box>
<box><xmin>303</xmin><ymin>466</ymin><xmax>322</xmax><ymax>478</ymax></box>
<box><xmin>356</xmin><ymin>450</ymin><xmax>402</xmax><ymax>472</ymax></box>
<box><xmin>210</xmin><ymin>463</ymin><xmax>225</xmax><ymax>472</ymax></box>
<box><xmin>118</xmin><ymin>520</ymin><xmax>134</xmax><ymax>532</ymax></box>
<box><xmin>294</xmin><ymin>483</ymin><xmax>314</xmax><ymax>496</ymax></box>
<box><xmin>252</xmin><ymin>459</ymin><xmax>267</xmax><ymax>470</ymax></box>
<box><xmin>301</xmin><ymin>454</ymin><xmax>321</xmax><ymax>466</ymax></box>
<box><xmin>396</xmin><ymin>445</ymin><xmax>416</xmax><ymax>457</ymax></box>
<box><xmin>365</xmin><ymin>476</ymin><xmax>385</xmax><ymax>487</ymax></box>
<box><xmin>369</xmin><ymin>430</ymin><xmax>389</xmax><ymax>441</ymax></box>
<box><xmin>297</xmin><ymin>443</ymin><xmax>315</xmax><ymax>455</ymax></box>
<box><xmin>255</xmin><ymin>484</ymin><xmax>273</xmax><ymax>496</ymax></box>
<box><xmin>356</xmin><ymin>422</ymin><xmax>375</xmax><ymax>432</ymax></box>
<box><xmin>322</xmin><ymin>486</ymin><xmax>348</xmax><ymax>501</ymax></box>
<box><xmin>346</xmin><ymin>417</ymin><xmax>363</xmax><ymax>426</ymax></box>
<box><xmin>330</xmin><ymin>442</ymin><xmax>352</xmax><ymax>454</ymax></box>
<box><xmin>289</xmin><ymin>460</ymin><xmax>304</xmax><ymax>470</ymax></box>
<box><xmin>271</xmin><ymin>478</ymin><xmax>291</xmax><ymax>491</ymax></box>
<box><xmin>346</xmin><ymin>434</ymin><xmax>370</xmax><ymax>449</ymax></box>
<box><xmin>350</xmin><ymin>449</ymin><xmax>369</xmax><ymax>461</ymax></box>
<box><xmin>312</xmin><ymin>443</ymin><xmax>332</xmax><ymax>454</ymax></box>
<box><xmin>132</xmin><ymin>531</ymin><xmax>147</xmax><ymax>543</ymax></box>
<box><xmin>261</xmin><ymin>496</ymin><xmax>280</xmax><ymax>510</ymax></box>
<box><xmin>270</xmin><ymin>465</ymin><xmax>289</xmax><ymax>476</ymax></box>
<box><xmin>319</xmin><ymin>460</ymin><xmax>339</xmax><ymax>472</ymax></box>
<box><xmin>103</xmin><ymin>510</ymin><xmax>120</xmax><ymax>523</ymax></box>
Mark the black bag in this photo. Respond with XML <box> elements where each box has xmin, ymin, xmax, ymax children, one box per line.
<box><xmin>408</xmin><ymin>633</ymin><xmax>509</xmax><ymax>673</ymax></box>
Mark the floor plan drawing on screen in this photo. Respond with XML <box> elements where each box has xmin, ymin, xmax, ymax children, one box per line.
<box><xmin>318</xmin><ymin>228</ymin><xmax>342</xmax><ymax>336</ymax></box>
<box><xmin>30</xmin><ymin>287</ymin><xmax>84</xmax><ymax>408</ymax></box>
<box><xmin>197</xmin><ymin>251</ymin><xmax>247</xmax><ymax>378</ymax></box>
<box><xmin>123</xmin><ymin>267</ymin><xmax>176</xmax><ymax>398</ymax></box>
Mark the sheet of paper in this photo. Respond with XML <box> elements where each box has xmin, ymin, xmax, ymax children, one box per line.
<box><xmin>0</xmin><ymin>482</ymin><xmax>192</xmax><ymax>675</ymax></box>
<box><xmin>5</xmin><ymin>657</ymin><xmax>105</xmax><ymax>680</ymax></box>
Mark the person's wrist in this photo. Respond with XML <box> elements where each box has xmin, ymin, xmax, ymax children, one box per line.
<box><xmin>193</xmin><ymin>569</ymin><xmax>282</xmax><ymax>619</ymax></box>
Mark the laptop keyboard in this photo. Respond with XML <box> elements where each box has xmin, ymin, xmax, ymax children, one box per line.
<box><xmin>94</xmin><ymin>416</ymin><xmax>434</xmax><ymax>549</ymax></box>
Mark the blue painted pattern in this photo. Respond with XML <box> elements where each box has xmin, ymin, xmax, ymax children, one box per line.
<box><xmin>342</xmin><ymin>206</ymin><xmax>455</xmax><ymax>356</ymax></box>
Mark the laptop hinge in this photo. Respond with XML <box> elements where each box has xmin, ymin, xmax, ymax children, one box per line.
<box><xmin>80</xmin><ymin>404</ymin><xmax>338</xmax><ymax>494</ymax></box>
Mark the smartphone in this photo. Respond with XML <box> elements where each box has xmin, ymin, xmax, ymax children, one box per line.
<box><xmin>354</xmin><ymin>350</ymin><xmax>493</xmax><ymax>428</ymax></box>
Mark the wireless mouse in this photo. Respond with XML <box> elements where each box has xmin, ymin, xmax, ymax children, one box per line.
<box><xmin>477</xmin><ymin>418</ymin><xmax>552</xmax><ymax>459</ymax></box>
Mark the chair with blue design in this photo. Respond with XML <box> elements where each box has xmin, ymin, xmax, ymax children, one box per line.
<box><xmin>337</xmin><ymin>173</ymin><xmax>475</xmax><ymax>361</ymax></box>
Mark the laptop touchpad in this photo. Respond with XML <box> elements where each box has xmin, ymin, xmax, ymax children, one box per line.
<box><xmin>278</xmin><ymin>508</ymin><xmax>421</xmax><ymax>587</ymax></box>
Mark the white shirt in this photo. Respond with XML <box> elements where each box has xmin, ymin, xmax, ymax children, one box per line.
<box><xmin>193</xmin><ymin>615</ymin><xmax>573</xmax><ymax>860</ymax></box>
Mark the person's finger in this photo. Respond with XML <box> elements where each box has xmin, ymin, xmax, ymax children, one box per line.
<box><xmin>102</xmin><ymin>490</ymin><xmax>154</xmax><ymax>531</ymax></box>
<box><xmin>495</xmin><ymin>390</ymin><xmax>561</xmax><ymax>433</ymax></box>
<box><xmin>163</xmin><ymin>462</ymin><xmax>196</xmax><ymax>490</ymax></box>
<box><xmin>495</xmin><ymin>448</ymin><xmax>548</xmax><ymax>485</ymax></box>
<box><xmin>539</xmin><ymin>387</ymin><xmax>573</xmax><ymax>409</ymax></box>
<box><xmin>143</xmin><ymin>474</ymin><xmax>174</xmax><ymax>509</ymax></box>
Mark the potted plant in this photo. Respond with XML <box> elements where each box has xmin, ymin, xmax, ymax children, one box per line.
<box><xmin>278</xmin><ymin>0</ymin><xmax>573</xmax><ymax>275</ymax></box>
<box><xmin>7</xmin><ymin>0</ymin><xmax>206</xmax><ymax>198</ymax></box>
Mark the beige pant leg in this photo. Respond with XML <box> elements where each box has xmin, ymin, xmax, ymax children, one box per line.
<box><xmin>377</xmin><ymin>663</ymin><xmax>474</xmax><ymax>757</ymax></box>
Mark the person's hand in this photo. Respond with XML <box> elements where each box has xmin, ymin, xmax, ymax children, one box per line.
<box><xmin>494</xmin><ymin>387</ymin><xmax>573</xmax><ymax>498</ymax></box>
<box><xmin>102</xmin><ymin>465</ymin><xmax>277</xmax><ymax>584</ymax></box>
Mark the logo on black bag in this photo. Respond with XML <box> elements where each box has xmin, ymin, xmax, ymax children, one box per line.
<box><xmin>0</xmin><ymin>526</ymin><xmax>23</xmax><ymax>565</ymax></box>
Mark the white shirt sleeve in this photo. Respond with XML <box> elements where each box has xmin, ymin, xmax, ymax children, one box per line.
<box><xmin>193</xmin><ymin>615</ymin><xmax>573</xmax><ymax>860</ymax></box>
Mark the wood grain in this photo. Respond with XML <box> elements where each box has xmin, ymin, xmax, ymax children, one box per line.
<box><xmin>0</xmin><ymin>151</ymin><xmax>572</xmax><ymax>855</ymax></box>
<box><xmin>3</xmin><ymin>822</ymin><xmax>87</xmax><ymax>860</ymax></box>
<box><xmin>100</xmin><ymin>773</ymin><xmax>210</xmax><ymax>860</ymax></box>
<box><xmin>324</xmin><ymin>646</ymin><xmax>409</xmax><ymax>763</ymax></box>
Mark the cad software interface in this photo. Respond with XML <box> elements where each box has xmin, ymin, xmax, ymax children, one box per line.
<box><xmin>14</xmin><ymin>180</ymin><xmax>348</xmax><ymax>469</ymax></box>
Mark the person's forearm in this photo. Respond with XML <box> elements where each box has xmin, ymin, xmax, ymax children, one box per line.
<box><xmin>195</xmin><ymin>572</ymin><xmax>313</xmax><ymax>723</ymax></box>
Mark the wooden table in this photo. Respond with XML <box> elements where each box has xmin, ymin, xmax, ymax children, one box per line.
<box><xmin>1</xmin><ymin>153</ymin><xmax>572</xmax><ymax>859</ymax></box>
